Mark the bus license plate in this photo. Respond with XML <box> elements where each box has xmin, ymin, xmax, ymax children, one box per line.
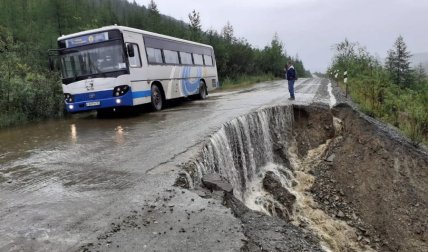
<box><xmin>86</xmin><ymin>101</ymin><xmax>100</xmax><ymax>107</ymax></box>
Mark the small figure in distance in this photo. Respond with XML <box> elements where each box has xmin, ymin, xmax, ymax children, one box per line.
<box><xmin>285</xmin><ymin>61</ymin><xmax>297</xmax><ymax>100</ymax></box>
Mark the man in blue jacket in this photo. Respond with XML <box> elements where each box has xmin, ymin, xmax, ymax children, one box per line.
<box><xmin>285</xmin><ymin>61</ymin><xmax>297</xmax><ymax>100</ymax></box>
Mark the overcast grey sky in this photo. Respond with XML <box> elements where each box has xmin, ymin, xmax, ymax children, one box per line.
<box><xmin>135</xmin><ymin>0</ymin><xmax>428</xmax><ymax>73</ymax></box>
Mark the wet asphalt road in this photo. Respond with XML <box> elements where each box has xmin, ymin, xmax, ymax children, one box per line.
<box><xmin>0</xmin><ymin>78</ymin><xmax>331</xmax><ymax>251</ymax></box>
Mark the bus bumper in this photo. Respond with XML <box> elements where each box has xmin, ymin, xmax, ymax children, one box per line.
<box><xmin>65</xmin><ymin>90</ymin><xmax>134</xmax><ymax>113</ymax></box>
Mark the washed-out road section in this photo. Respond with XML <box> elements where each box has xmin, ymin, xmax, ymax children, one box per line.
<box><xmin>0</xmin><ymin>78</ymin><xmax>330</xmax><ymax>251</ymax></box>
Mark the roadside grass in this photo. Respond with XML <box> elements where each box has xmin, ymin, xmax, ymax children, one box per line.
<box><xmin>0</xmin><ymin>113</ymin><xmax>28</xmax><ymax>128</ymax></box>
<box><xmin>336</xmin><ymin>80</ymin><xmax>428</xmax><ymax>146</ymax></box>
<box><xmin>218</xmin><ymin>74</ymin><xmax>278</xmax><ymax>90</ymax></box>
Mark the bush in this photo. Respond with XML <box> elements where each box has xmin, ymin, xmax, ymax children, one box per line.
<box><xmin>330</xmin><ymin>39</ymin><xmax>428</xmax><ymax>144</ymax></box>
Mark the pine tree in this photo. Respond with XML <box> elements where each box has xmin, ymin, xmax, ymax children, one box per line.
<box><xmin>147</xmin><ymin>0</ymin><xmax>160</xmax><ymax>31</ymax></box>
<box><xmin>414</xmin><ymin>63</ymin><xmax>426</xmax><ymax>88</ymax></box>
<box><xmin>221</xmin><ymin>21</ymin><xmax>234</xmax><ymax>42</ymax></box>
<box><xmin>147</xmin><ymin>0</ymin><xmax>159</xmax><ymax>14</ymax></box>
<box><xmin>259</xmin><ymin>33</ymin><xmax>287</xmax><ymax>77</ymax></box>
<box><xmin>188</xmin><ymin>9</ymin><xmax>201</xmax><ymax>41</ymax></box>
<box><xmin>385</xmin><ymin>35</ymin><xmax>413</xmax><ymax>88</ymax></box>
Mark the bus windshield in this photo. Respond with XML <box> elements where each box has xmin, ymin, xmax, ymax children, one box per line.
<box><xmin>60</xmin><ymin>40</ymin><xmax>127</xmax><ymax>82</ymax></box>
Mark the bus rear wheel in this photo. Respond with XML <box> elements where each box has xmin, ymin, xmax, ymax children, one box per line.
<box><xmin>198</xmin><ymin>81</ymin><xmax>207</xmax><ymax>100</ymax></box>
<box><xmin>151</xmin><ymin>84</ymin><xmax>163</xmax><ymax>111</ymax></box>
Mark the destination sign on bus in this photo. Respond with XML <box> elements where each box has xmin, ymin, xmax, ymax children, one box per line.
<box><xmin>65</xmin><ymin>32</ymin><xmax>109</xmax><ymax>48</ymax></box>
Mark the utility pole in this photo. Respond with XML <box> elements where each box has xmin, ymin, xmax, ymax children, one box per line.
<box><xmin>344</xmin><ymin>70</ymin><xmax>348</xmax><ymax>97</ymax></box>
<box><xmin>334</xmin><ymin>70</ymin><xmax>339</xmax><ymax>86</ymax></box>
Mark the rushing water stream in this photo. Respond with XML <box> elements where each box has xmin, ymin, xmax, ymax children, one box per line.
<box><xmin>193</xmin><ymin>106</ymin><xmax>294</xmax><ymax>200</ymax></box>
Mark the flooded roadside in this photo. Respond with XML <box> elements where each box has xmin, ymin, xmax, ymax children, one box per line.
<box><xmin>1</xmin><ymin>80</ymin><xmax>312</xmax><ymax>251</ymax></box>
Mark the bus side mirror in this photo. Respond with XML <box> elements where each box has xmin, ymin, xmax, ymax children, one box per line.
<box><xmin>49</xmin><ymin>56</ymin><xmax>55</xmax><ymax>71</ymax></box>
<box><xmin>127</xmin><ymin>44</ymin><xmax>135</xmax><ymax>58</ymax></box>
<box><xmin>48</xmin><ymin>49</ymin><xmax>60</xmax><ymax>71</ymax></box>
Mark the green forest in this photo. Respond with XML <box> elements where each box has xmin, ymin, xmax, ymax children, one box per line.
<box><xmin>329</xmin><ymin>37</ymin><xmax>428</xmax><ymax>144</ymax></box>
<box><xmin>0</xmin><ymin>0</ymin><xmax>310</xmax><ymax>128</ymax></box>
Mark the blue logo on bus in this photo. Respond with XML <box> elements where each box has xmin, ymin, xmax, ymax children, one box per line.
<box><xmin>181</xmin><ymin>67</ymin><xmax>202</xmax><ymax>96</ymax></box>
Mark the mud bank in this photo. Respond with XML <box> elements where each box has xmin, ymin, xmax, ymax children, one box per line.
<box><xmin>181</xmin><ymin>103</ymin><xmax>428</xmax><ymax>251</ymax></box>
<box><xmin>311</xmin><ymin>104</ymin><xmax>428</xmax><ymax>251</ymax></box>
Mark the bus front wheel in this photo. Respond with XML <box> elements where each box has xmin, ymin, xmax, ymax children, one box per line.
<box><xmin>151</xmin><ymin>85</ymin><xmax>163</xmax><ymax>111</ymax></box>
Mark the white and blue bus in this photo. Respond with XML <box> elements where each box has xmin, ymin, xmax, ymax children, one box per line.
<box><xmin>50</xmin><ymin>25</ymin><xmax>219</xmax><ymax>113</ymax></box>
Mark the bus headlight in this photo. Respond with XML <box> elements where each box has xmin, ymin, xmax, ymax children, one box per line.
<box><xmin>113</xmin><ymin>85</ymin><xmax>130</xmax><ymax>97</ymax></box>
<box><xmin>69</xmin><ymin>104</ymin><xmax>74</xmax><ymax>110</ymax></box>
<box><xmin>116</xmin><ymin>98</ymin><xmax>121</xmax><ymax>104</ymax></box>
<box><xmin>64</xmin><ymin>93</ymin><xmax>74</xmax><ymax>103</ymax></box>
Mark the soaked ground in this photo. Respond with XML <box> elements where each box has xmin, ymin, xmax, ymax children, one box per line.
<box><xmin>0</xmin><ymin>78</ymin><xmax>331</xmax><ymax>251</ymax></box>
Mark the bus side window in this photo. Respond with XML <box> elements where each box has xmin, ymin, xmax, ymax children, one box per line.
<box><xmin>127</xmin><ymin>43</ymin><xmax>142</xmax><ymax>67</ymax></box>
<box><xmin>146</xmin><ymin>47</ymin><xmax>163</xmax><ymax>64</ymax></box>
<box><xmin>193</xmin><ymin>53</ymin><xmax>203</xmax><ymax>65</ymax></box>
<box><xmin>203</xmin><ymin>55</ymin><xmax>213</xmax><ymax>66</ymax></box>
<box><xmin>164</xmin><ymin>50</ymin><xmax>179</xmax><ymax>64</ymax></box>
<box><xmin>179</xmin><ymin>52</ymin><xmax>192</xmax><ymax>65</ymax></box>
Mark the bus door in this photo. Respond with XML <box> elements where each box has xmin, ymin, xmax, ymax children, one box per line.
<box><xmin>123</xmin><ymin>33</ymin><xmax>149</xmax><ymax>104</ymax></box>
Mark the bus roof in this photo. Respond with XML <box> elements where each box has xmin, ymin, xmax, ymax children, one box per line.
<box><xmin>58</xmin><ymin>25</ymin><xmax>213</xmax><ymax>49</ymax></box>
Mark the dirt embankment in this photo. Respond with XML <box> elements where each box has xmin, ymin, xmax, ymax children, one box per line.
<box><xmin>190</xmin><ymin>103</ymin><xmax>427</xmax><ymax>252</ymax></box>
<box><xmin>308</xmin><ymin>103</ymin><xmax>428</xmax><ymax>251</ymax></box>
